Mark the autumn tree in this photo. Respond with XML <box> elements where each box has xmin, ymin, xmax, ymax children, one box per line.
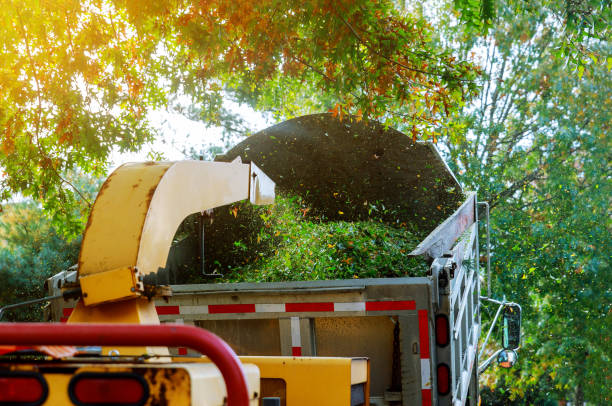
<box><xmin>1</xmin><ymin>0</ymin><xmax>483</xmax><ymax>235</ymax></box>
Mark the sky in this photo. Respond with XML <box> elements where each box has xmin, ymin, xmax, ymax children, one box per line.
<box><xmin>108</xmin><ymin>102</ymin><xmax>272</xmax><ymax>171</ymax></box>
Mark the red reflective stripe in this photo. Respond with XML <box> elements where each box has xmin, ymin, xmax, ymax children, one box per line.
<box><xmin>156</xmin><ymin>306</ymin><xmax>180</xmax><ymax>315</ymax></box>
<box><xmin>418</xmin><ymin>309</ymin><xmax>430</xmax><ymax>359</ymax></box>
<box><xmin>178</xmin><ymin>347</ymin><xmax>188</xmax><ymax>355</ymax></box>
<box><xmin>291</xmin><ymin>347</ymin><xmax>302</xmax><ymax>356</ymax></box>
<box><xmin>285</xmin><ymin>302</ymin><xmax>334</xmax><ymax>312</ymax></box>
<box><xmin>63</xmin><ymin>308</ymin><xmax>73</xmax><ymax>317</ymax></box>
<box><xmin>60</xmin><ymin>317</ymin><xmax>68</xmax><ymax>323</ymax></box>
<box><xmin>421</xmin><ymin>389</ymin><xmax>432</xmax><ymax>406</ymax></box>
<box><xmin>365</xmin><ymin>300</ymin><xmax>416</xmax><ymax>311</ymax></box>
<box><xmin>208</xmin><ymin>304</ymin><xmax>256</xmax><ymax>314</ymax></box>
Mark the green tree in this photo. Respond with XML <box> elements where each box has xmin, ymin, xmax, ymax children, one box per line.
<box><xmin>0</xmin><ymin>202</ymin><xmax>81</xmax><ymax>321</ymax></box>
<box><xmin>430</xmin><ymin>0</ymin><xmax>611</xmax><ymax>403</ymax></box>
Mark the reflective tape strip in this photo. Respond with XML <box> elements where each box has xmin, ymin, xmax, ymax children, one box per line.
<box><xmin>208</xmin><ymin>304</ymin><xmax>256</xmax><ymax>314</ymax></box>
<box><xmin>421</xmin><ymin>359</ymin><xmax>432</xmax><ymax>389</ymax></box>
<box><xmin>64</xmin><ymin>299</ymin><xmax>417</xmax><ymax>318</ymax></box>
<box><xmin>418</xmin><ymin>309</ymin><xmax>430</xmax><ymax>358</ymax></box>
<box><xmin>421</xmin><ymin>389</ymin><xmax>432</xmax><ymax>406</ymax></box>
<box><xmin>156</xmin><ymin>305</ymin><xmax>180</xmax><ymax>315</ymax></box>
<box><xmin>178</xmin><ymin>305</ymin><xmax>208</xmax><ymax>315</ymax></box>
<box><xmin>285</xmin><ymin>302</ymin><xmax>334</xmax><ymax>312</ymax></box>
<box><xmin>333</xmin><ymin>302</ymin><xmax>366</xmax><ymax>312</ymax></box>
<box><xmin>290</xmin><ymin>316</ymin><xmax>301</xmax><ymax>357</ymax></box>
<box><xmin>255</xmin><ymin>303</ymin><xmax>285</xmax><ymax>313</ymax></box>
<box><xmin>418</xmin><ymin>309</ymin><xmax>432</xmax><ymax>406</ymax></box>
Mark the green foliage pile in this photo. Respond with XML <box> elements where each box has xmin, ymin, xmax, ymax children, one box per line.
<box><xmin>0</xmin><ymin>202</ymin><xmax>80</xmax><ymax>321</ymax></box>
<box><xmin>219</xmin><ymin>195</ymin><xmax>428</xmax><ymax>283</ymax></box>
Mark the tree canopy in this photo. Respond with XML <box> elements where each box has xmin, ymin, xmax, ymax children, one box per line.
<box><xmin>431</xmin><ymin>0</ymin><xmax>611</xmax><ymax>403</ymax></box>
<box><xmin>1</xmin><ymin>0</ymin><xmax>484</xmax><ymax>235</ymax></box>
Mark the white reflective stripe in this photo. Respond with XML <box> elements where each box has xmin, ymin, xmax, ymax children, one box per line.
<box><xmin>255</xmin><ymin>303</ymin><xmax>285</xmax><ymax>313</ymax></box>
<box><xmin>179</xmin><ymin>305</ymin><xmax>209</xmax><ymax>315</ymax></box>
<box><xmin>334</xmin><ymin>302</ymin><xmax>366</xmax><ymax>312</ymax></box>
<box><xmin>421</xmin><ymin>358</ymin><xmax>432</xmax><ymax>389</ymax></box>
<box><xmin>290</xmin><ymin>317</ymin><xmax>301</xmax><ymax>347</ymax></box>
<box><xmin>174</xmin><ymin>318</ymin><xmax>184</xmax><ymax>325</ymax></box>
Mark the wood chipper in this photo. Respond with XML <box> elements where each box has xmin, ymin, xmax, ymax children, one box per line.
<box><xmin>1</xmin><ymin>114</ymin><xmax>521</xmax><ymax>406</ymax></box>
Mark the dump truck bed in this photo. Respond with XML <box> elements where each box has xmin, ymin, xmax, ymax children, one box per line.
<box><xmin>51</xmin><ymin>192</ymin><xmax>480</xmax><ymax>406</ymax></box>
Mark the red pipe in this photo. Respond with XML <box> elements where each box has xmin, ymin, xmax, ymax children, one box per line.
<box><xmin>0</xmin><ymin>323</ymin><xmax>249</xmax><ymax>406</ymax></box>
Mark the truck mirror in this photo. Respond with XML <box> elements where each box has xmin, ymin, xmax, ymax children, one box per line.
<box><xmin>497</xmin><ymin>349</ymin><xmax>518</xmax><ymax>368</ymax></box>
<box><xmin>502</xmin><ymin>304</ymin><xmax>521</xmax><ymax>350</ymax></box>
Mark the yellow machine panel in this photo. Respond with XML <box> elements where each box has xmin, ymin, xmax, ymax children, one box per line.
<box><xmin>239</xmin><ymin>356</ymin><xmax>369</xmax><ymax>406</ymax></box>
<box><xmin>79</xmin><ymin>267</ymin><xmax>142</xmax><ymax>306</ymax></box>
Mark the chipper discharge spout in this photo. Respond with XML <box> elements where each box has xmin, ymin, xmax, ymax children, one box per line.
<box><xmin>64</xmin><ymin>159</ymin><xmax>274</xmax><ymax>354</ymax></box>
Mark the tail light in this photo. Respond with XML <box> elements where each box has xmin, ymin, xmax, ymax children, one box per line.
<box><xmin>0</xmin><ymin>371</ymin><xmax>48</xmax><ymax>405</ymax></box>
<box><xmin>435</xmin><ymin>315</ymin><xmax>450</xmax><ymax>347</ymax></box>
<box><xmin>436</xmin><ymin>363</ymin><xmax>451</xmax><ymax>395</ymax></box>
<box><xmin>68</xmin><ymin>372</ymin><xmax>149</xmax><ymax>406</ymax></box>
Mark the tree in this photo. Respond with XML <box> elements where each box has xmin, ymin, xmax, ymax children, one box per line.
<box><xmin>429</xmin><ymin>0</ymin><xmax>611</xmax><ymax>403</ymax></box>
<box><xmin>1</xmin><ymin>0</ymin><xmax>481</xmax><ymax>233</ymax></box>
<box><xmin>0</xmin><ymin>202</ymin><xmax>80</xmax><ymax>321</ymax></box>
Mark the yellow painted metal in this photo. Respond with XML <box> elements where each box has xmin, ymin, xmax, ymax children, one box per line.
<box><xmin>76</xmin><ymin>160</ymin><xmax>274</xmax><ymax>311</ymax></box>
<box><xmin>67</xmin><ymin>299</ymin><xmax>167</xmax><ymax>356</ymax></box>
<box><xmin>78</xmin><ymin>162</ymin><xmax>172</xmax><ymax>278</ymax></box>
<box><xmin>79</xmin><ymin>266</ymin><xmax>142</xmax><ymax>306</ymax></box>
<box><xmin>6</xmin><ymin>362</ymin><xmax>261</xmax><ymax>406</ymax></box>
<box><xmin>238</xmin><ymin>356</ymin><xmax>370</xmax><ymax>406</ymax></box>
<box><xmin>79</xmin><ymin>160</ymin><xmax>255</xmax><ymax>280</ymax></box>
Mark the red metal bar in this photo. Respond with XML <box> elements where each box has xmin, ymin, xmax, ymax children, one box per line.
<box><xmin>0</xmin><ymin>323</ymin><xmax>249</xmax><ymax>406</ymax></box>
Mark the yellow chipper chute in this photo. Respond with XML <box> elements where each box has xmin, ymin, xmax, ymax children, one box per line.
<box><xmin>47</xmin><ymin>158</ymin><xmax>369</xmax><ymax>406</ymax></box>
<box><xmin>66</xmin><ymin>159</ymin><xmax>273</xmax><ymax>347</ymax></box>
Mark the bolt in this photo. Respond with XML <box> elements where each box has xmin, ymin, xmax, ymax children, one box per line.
<box><xmin>130</xmin><ymin>287</ymin><xmax>136</xmax><ymax>292</ymax></box>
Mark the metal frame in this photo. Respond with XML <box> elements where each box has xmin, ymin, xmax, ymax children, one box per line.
<box><xmin>431</xmin><ymin>217</ymin><xmax>481</xmax><ymax>406</ymax></box>
<box><xmin>476</xmin><ymin>202</ymin><xmax>491</xmax><ymax>298</ymax></box>
<box><xmin>0</xmin><ymin>323</ymin><xmax>250</xmax><ymax>406</ymax></box>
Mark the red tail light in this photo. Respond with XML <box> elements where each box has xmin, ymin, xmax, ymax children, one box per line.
<box><xmin>0</xmin><ymin>371</ymin><xmax>48</xmax><ymax>405</ymax></box>
<box><xmin>435</xmin><ymin>315</ymin><xmax>450</xmax><ymax>347</ymax></box>
<box><xmin>437</xmin><ymin>363</ymin><xmax>451</xmax><ymax>395</ymax></box>
<box><xmin>68</xmin><ymin>373</ymin><xmax>149</xmax><ymax>406</ymax></box>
